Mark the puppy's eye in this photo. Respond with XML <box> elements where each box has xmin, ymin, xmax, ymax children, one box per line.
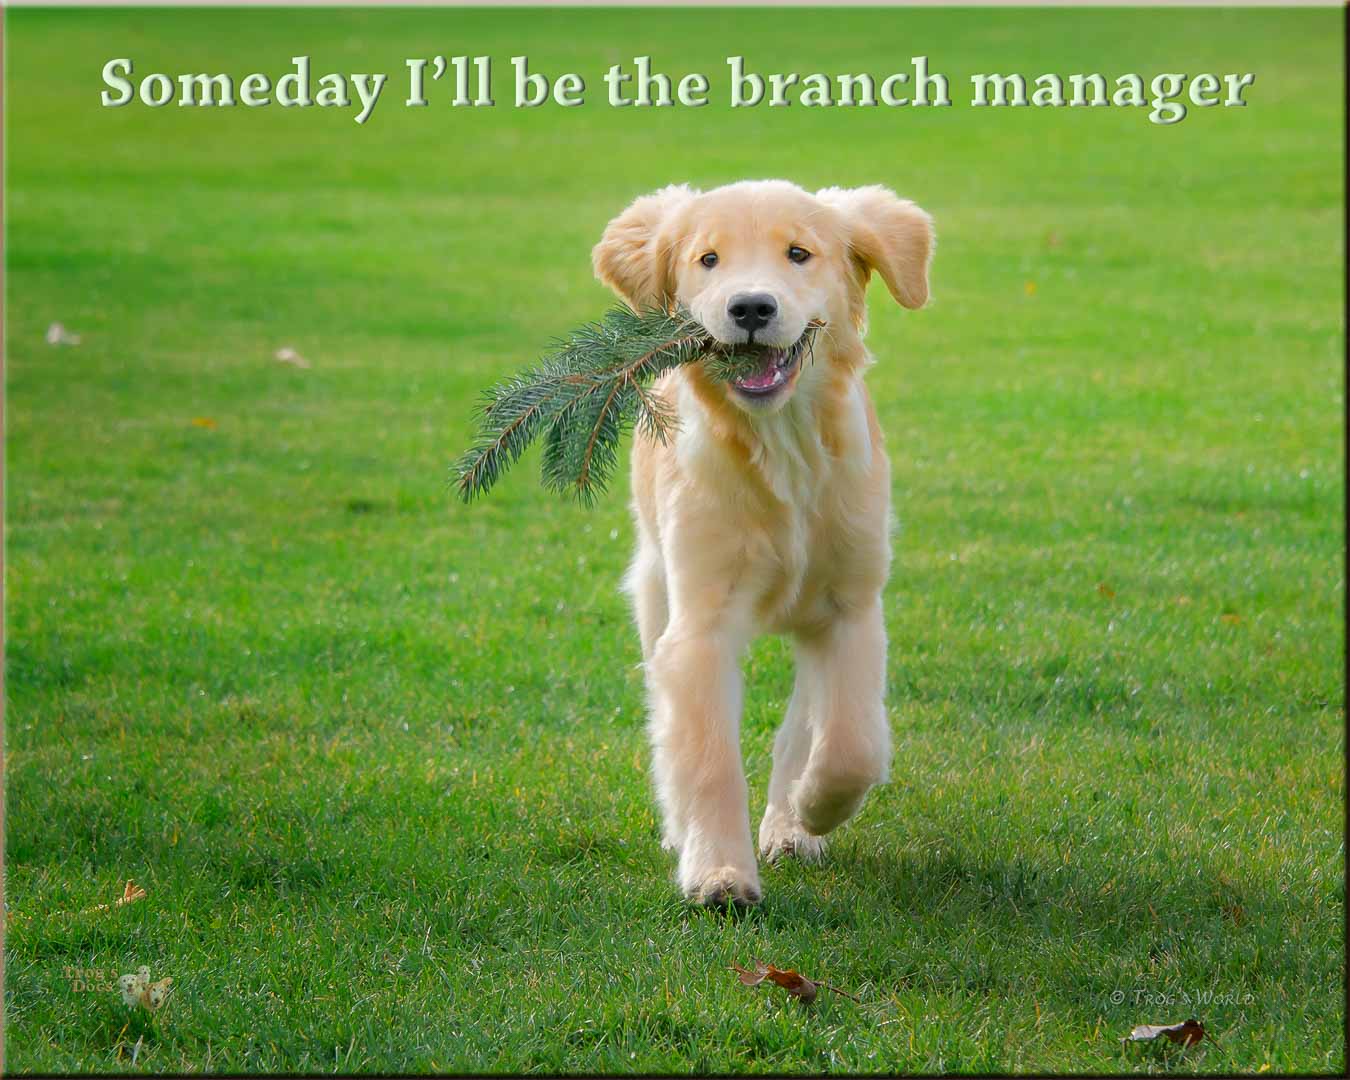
<box><xmin>787</xmin><ymin>246</ymin><xmax>812</xmax><ymax>264</ymax></box>
<box><xmin>699</xmin><ymin>252</ymin><xmax>719</xmax><ymax>269</ymax></box>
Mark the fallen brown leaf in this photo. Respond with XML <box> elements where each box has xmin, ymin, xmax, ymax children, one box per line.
<box><xmin>1220</xmin><ymin>612</ymin><xmax>1242</xmax><ymax>625</ymax></box>
<box><xmin>730</xmin><ymin>960</ymin><xmax>859</xmax><ymax>1005</ymax></box>
<box><xmin>191</xmin><ymin>417</ymin><xmax>217</xmax><ymax>429</ymax></box>
<box><xmin>116</xmin><ymin>880</ymin><xmax>147</xmax><ymax>907</ymax></box>
<box><xmin>733</xmin><ymin>961</ymin><xmax>816</xmax><ymax>1003</ymax></box>
<box><xmin>732</xmin><ymin>962</ymin><xmax>768</xmax><ymax>987</ymax></box>
<box><xmin>1125</xmin><ymin>1018</ymin><xmax>1206</xmax><ymax>1047</ymax></box>
<box><xmin>1097</xmin><ymin>583</ymin><xmax>1116</xmax><ymax>599</ymax></box>
<box><xmin>765</xmin><ymin>967</ymin><xmax>818</xmax><ymax>1005</ymax></box>
<box><xmin>83</xmin><ymin>879</ymin><xmax>147</xmax><ymax>915</ymax></box>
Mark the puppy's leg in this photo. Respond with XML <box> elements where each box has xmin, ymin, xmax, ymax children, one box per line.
<box><xmin>623</xmin><ymin>542</ymin><xmax>677</xmax><ymax>848</ymax></box>
<box><xmin>624</xmin><ymin>541</ymin><xmax>669</xmax><ymax>664</ymax></box>
<box><xmin>788</xmin><ymin>599</ymin><xmax>891</xmax><ymax>838</ymax></box>
<box><xmin>758</xmin><ymin>666</ymin><xmax>824</xmax><ymax>864</ymax></box>
<box><xmin>647</xmin><ymin>615</ymin><xmax>760</xmax><ymax>906</ymax></box>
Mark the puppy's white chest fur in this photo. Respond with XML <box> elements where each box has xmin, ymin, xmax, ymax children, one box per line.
<box><xmin>671</xmin><ymin>374</ymin><xmax>879</xmax><ymax>631</ymax></box>
<box><xmin>747</xmin><ymin>397</ymin><xmax>828</xmax><ymax>508</ymax></box>
<box><xmin>674</xmin><ymin>377</ymin><xmax>823</xmax><ymax>507</ymax></box>
<box><xmin>675</xmin><ymin>369</ymin><xmax>872</xmax><ymax>498</ymax></box>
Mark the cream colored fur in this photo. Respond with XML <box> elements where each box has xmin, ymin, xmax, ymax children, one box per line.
<box><xmin>593</xmin><ymin>179</ymin><xmax>934</xmax><ymax>905</ymax></box>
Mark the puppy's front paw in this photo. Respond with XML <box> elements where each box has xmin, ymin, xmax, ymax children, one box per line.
<box><xmin>758</xmin><ymin>808</ymin><xmax>826</xmax><ymax>864</ymax></box>
<box><xmin>681</xmin><ymin>864</ymin><xmax>762</xmax><ymax>908</ymax></box>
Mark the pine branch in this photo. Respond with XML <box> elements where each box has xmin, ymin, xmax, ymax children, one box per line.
<box><xmin>450</xmin><ymin>306</ymin><xmax>823</xmax><ymax>505</ymax></box>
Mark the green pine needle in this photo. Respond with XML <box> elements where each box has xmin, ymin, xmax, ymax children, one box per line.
<box><xmin>451</xmin><ymin>306</ymin><xmax>822</xmax><ymax>506</ymax></box>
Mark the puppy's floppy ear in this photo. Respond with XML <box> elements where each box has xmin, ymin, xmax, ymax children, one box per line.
<box><xmin>816</xmin><ymin>185</ymin><xmax>934</xmax><ymax>310</ymax></box>
<box><xmin>592</xmin><ymin>184</ymin><xmax>696</xmax><ymax>309</ymax></box>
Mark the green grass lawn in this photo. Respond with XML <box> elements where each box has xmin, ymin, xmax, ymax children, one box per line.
<box><xmin>3</xmin><ymin>5</ymin><xmax>1344</xmax><ymax>1074</ymax></box>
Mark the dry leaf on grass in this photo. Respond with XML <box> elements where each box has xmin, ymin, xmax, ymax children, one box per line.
<box><xmin>274</xmin><ymin>346</ymin><xmax>311</xmax><ymax>369</ymax></box>
<box><xmin>730</xmin><ymin>961</ymin><xmax>860</xmax><ymax>1005</ymax></box>
<box><xmin>191</xmin><ymin>417</ymin><xmax>217</xmax><ymax>429</ymax></box>
<box><xmin>88</xmin><ymin>879</ymin><xmax>147</xmax><ymax>914</ymax></box>
<box><xmin>1124</xmin><ymin>1018</ymin><xmax>1206</xmax><ymax>1047</ymax></box>
<box><xmin>45</xmin><ymin>322</ymin><xmax>82</xmax><ymax>346</ymax></box>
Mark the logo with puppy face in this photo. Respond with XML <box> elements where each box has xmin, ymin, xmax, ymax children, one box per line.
<box><xmin>117</xmin><ymin>965</ymin><xmax>173</xmax><ymax>1011</ymax></box>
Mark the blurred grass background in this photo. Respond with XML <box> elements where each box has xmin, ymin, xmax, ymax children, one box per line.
<box><xmin>3</xmin><ymin>5</ymin><xmax>1344</xmax><ymax>1073</ymax></box>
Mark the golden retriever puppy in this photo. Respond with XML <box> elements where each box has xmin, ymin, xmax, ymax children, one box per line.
<box><xmin>593</xmin><ymin>180</ymin><xmax>934</xmax><ymax>906</ymax></box>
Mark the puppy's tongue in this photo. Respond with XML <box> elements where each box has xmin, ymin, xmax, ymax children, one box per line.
<box><xmin>739</xmin><ymin>359</ymin><xmax>783</xmax><ymax>388</ymax></box>
<box><xmin>735</xmin><ymin>356</ymin><xmax>782</xmax><ymax>391</ymax></box>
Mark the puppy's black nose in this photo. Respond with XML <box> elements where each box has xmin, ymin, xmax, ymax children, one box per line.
<box><xmin>728</xmin><ymin>292</ymin><xmax>777</xmax><ymax>332</ymax></box>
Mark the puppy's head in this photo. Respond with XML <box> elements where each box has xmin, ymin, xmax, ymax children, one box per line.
<box><xmin>593</xmin><ymin>180</ymin><xmax>933</xmax><ymax>413</ymax></box>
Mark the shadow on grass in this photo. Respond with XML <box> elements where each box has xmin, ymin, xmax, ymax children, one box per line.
<box><xmin>835</xmin><ymin>840</ymin><xmax>1259</xmax><ymax>931</ymax></box>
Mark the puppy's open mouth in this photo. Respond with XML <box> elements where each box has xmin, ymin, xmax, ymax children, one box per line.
<box><xmin>730</xmin><ymin>343</ymin><xmax>801</xmax><ymax>396</ymax></box>
<box><xmin>707</xmin><ymin>325</ymin><xmax>821</xmax><ymax>400</ymax></box>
